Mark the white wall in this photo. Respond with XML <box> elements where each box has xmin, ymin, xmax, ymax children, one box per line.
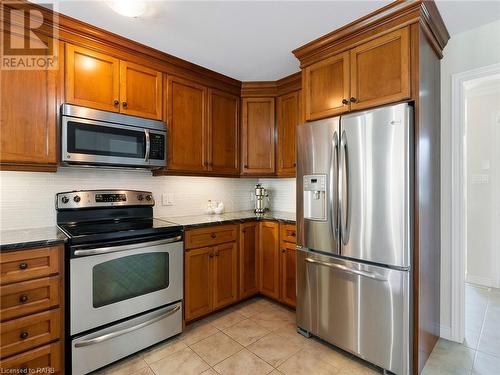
<box><xmin>440</xmin><ymin>20</ymin><xmax>500</xmax><ymax>336</ymax></box>
<box><xmin>465</xmin><ymin>83</ymin><xmax>500</xmax><ymax>288</ymax></box>
<box><xmin>0</xmin><ymin>169</ymin><xmax>257</xmax><ymax>230</ymax></box>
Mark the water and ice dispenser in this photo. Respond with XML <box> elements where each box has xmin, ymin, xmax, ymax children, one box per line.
<box><xmin>303</xmin><ymin>175</ymin><xmax>327</xmax><ymax>221</ymax></box>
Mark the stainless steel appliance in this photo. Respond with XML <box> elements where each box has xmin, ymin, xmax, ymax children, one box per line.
<box><xmin>57</xmin><ymin>190</ymin><xmax>183</xmax><ymax>374</ymax></box>
<box><xmin>61</xmin><ymin>104</ymin><xmax>167</xmax><ymax>169</ymax></box>
<box><xmin>296</xmin><ymin>103</ymin><xmax>413</xmax><ymax>375</ymax></box>
<box><xmin>254</xmin><ymin>183</ymin><xmax>270</xmax><ymax>213</ymax></box>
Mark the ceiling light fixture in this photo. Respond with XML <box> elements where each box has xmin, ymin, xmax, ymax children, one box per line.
<box><xmin>108</xmin><ymin>0</ymin><xmax>147</xmax><ymax>18</ymax></box>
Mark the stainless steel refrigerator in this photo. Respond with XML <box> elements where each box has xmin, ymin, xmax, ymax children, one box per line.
<box><xmin>296</xmin><ymin>102</ymin><xmax>412</xmax><ymax>375</ymax></box>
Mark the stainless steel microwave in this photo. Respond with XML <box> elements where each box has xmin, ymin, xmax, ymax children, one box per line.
<box><xmin>61</xmin><ymin>104</ymin><xmax>167</xmax><ymax>169</ymax></box>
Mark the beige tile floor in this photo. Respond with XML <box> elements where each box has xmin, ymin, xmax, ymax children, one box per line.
<box><xmin>422</xmin><ymin>284</ymin><xmax>500</xmax><ymax>375</ymax></box>
<box><xmin>91</xmin><ymin>297</ymin><xmax>382</xmax><ymax>375</ymax></box>
<box><xmin>91</xmin><ymin>286</ymin><xmax>500</xmax><ymax>375</ymax></box>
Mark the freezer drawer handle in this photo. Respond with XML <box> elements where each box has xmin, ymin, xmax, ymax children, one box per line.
<box><xmin>74</xmin><ymin>305</ymin><xmax>181</xmax><ymax>348</ymax></box>
<box><xmin>305</xmin><ymin>258</ymin><xmax>386</xmax><ymax>281</ymax></box>
<box><xmin>73</xmin><ymin>236</ymin><xmax>182</xmax><ymax>257</ymax></box>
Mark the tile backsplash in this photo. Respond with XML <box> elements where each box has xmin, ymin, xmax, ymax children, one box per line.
<box><xmin>0</xmin><ymin>169</ymin><xmax>296</xmax><ymax>230</ymax></box>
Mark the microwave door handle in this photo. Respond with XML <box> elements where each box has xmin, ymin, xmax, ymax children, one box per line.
<box><xmin>74</xmin><ymin>305</ymin><xmax>181</xmax><ymax>348</ymax></box>
<box><xmin>144</xmin><ymin>129</ymin><xmax>151</xmax><ymax>162</ymax></box>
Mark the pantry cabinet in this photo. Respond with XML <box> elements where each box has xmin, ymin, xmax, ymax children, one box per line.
<box><xmin>241</xmin><ymin>98</ymin><xmax>276</xmax><ymax>175</ymax></box>
<box><xmin>239</xmin><ymin>222</ymin><xmax>260</xmax><ymax>298</ymax></box>
<box><xmin>301</xmin><ymin>27</ymin><xmax>411</xmax><ymax>121</ymax></box>
<box><xmin>0</xmin><ymin>35</ymin><xmax>62</xmax><ymax>172</ymax></box>
<box><xmin>208</xmin><ymin>89</ymin><xmax>240</xmax><ymax>175</ymax></box>
<box><xmin>277</xmin><ymin>90</ymin><xmax>301</xmax><ymax>176</ymax></box>
<box><xmin>166</xmin><ymin>76</ymin><xmax>208</xmax><ymax>173</ymax></box>
<box><xmin>66</xmin><ymin>44</ymin><xmax>162</xmax><ymax>119</ymax></box>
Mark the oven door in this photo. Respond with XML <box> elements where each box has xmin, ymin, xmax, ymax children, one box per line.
<box><xmin>70</xmin><ymin>237</ymin><xmax>183</xmax><ymax>335</ymax></box>
<box><xmin>61</xmin><ymin>116</ymin><xmax>166</xmax><ymax>168</ymax></box>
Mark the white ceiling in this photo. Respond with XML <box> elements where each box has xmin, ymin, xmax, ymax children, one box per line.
<box><xmin>40</xmin><ymin>0</ymin><xmax>500</xmax><ymax>81</ymax></box>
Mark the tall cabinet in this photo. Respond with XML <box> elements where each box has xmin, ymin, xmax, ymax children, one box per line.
<box><xmin>292</xmin><ymin>1</ymin><xmax>449</xmax><ymax>373</ymax></box>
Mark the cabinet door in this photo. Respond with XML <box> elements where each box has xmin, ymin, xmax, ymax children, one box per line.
<box><xmin>349</xmin><ymin>27</ymin><xmax>410</xmax><ymax>111</ymax></box>
<box><xmin>213</xmin><ymin>242</ymin><xmax>238</xmax><ymax>310</ymax></box>
<box><xmin>239</xmin><ymin>222</ymin><xmax>260</xmax><ymax>298</ymax></box>
<box><xmin>259</xmin><ymin>221</ymin><xmax>280</xmax><ymax>299</ymax></box>
<box><xmin>277</xmin><ymin>91</ymin><xmax>300</xmax><ymax>176</ymax></box>
<box><xmin>166</xmin><ymin>76</ymin><xmax>208</xmax><ymax>172</ymax></box>
<box><xmin>241</xmin><ymin>98</ymin><xmax>275</xmax><ymax>175</ymax></box>
<box><xmin>208</xmin><ymin>89</ymin><xmax>239</xmax><ymax>175</ymax></box>
<box><xmin>184</xmin><ymin>247</ymin><xmax>213</xmax><ymax>321</ymax></box>
<box><xmin>120</xmin><ymin>61</ymin><xmax>162</xmax><ymax>119</ymax></box>
<box><xmin>66</xmin><ymin>44</ymin><xmax>120</xmax><ymax>112</ymax></box>
<box><xmin>303</xmin><ymin>52</ymin><xmax>350</xmax><ymax>121</ymax></box>
<box><xmin>280</xmin><ymin>242</ymin><xmax>297</xmax><ymax>307</ymax></box>
<box><xmin>0</xmin><ymin>35</ymin><xmax>60</xmax><ymax>170</ymax></box>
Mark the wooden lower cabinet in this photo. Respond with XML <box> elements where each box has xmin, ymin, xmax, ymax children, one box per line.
<box><xmin>259</xmin><ymin>221</ymin><xmax>280</xmax><ymax>299</ymax></box>
<box><xmin>0</xmin><ymin>245</ymin><xmax>64</xmax><ymax>374</ymax></box>
<box><xmin>280</xmin><ymin>241</ymin><xmax>297</xmax><ymax>307</ymax></box>
<box><xmin>239</xmin><ymin>222</ymin><xmax>260</xmax><ymax>298</ymax></box>
<box><xmin>184</xmin><ymin>240</ymin><xmax>239</xmax><ymax>321</ymax></box>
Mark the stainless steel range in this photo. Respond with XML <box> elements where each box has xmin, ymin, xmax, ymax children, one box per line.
<box><xmin>56</xmin><ymin>190</ymin><xmax>183</xmax><ymax>375</ymax></box>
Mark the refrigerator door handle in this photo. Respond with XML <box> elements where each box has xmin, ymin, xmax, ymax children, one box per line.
<box><xmin>339</xmin><ymin>131</ymin><xmax>350</xmax><ymax>245</ymax></box>
<box><xmin>304</xmin><ymin>257</ymin><xmax>387</xmax><ymax>281</ymax></box>
<box><xmin>331</xmin><ymin>131</ymin><xmax>339</xmax><ymax>240</ymax></box>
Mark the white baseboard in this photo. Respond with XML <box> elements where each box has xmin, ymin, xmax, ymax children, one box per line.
<box><xmin>440</xmin><ymin>325</ymin><xmax>453</xmax><ymax>341</ymax></box>
<box><xmin>466</xmin><ymin>274</ymin><xmax>499</xmax><ymax>288</ymax></box>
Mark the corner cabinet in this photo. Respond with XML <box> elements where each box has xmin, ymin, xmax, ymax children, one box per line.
<box><xmin>66</xmin><ymin>44</ymin><xmax>162</xmax><ymax>119</ymax></box>
<box><xmin>241</xmin><ymin>98</ymin><xmax>276</xmax><ymax>175</ymax></box>
<box><xmin>302</xmin><ymin>27</ymin><xmax>411</xmax><ymax>121</ymax></box>
<box><xmin>277</xmin><ymin>91</ymin><xmax>300</xmax><ymax>176</ymax></box>
<box><xmin>165</xmin><ymin>76</ymin><xmax>208</xmax><ymax>173</ymax></box>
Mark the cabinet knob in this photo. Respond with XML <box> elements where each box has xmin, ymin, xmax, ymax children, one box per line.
<box><xmin>19</xmin><ymin>262</ymin><xmax>28</xmax><ymax>270</ymax></box>
<box><xmin>211</xmin><ymin>233</ymin><xmax>216</xmax><ymax>239</ymax></box>
<box><xmin>113</xmin><ymin>99</ymin><xmax>119</xmax><ymax>106</ymax></box>
<box><xmin>244</xmin><ymin>165</ymin><xmax>249</xmax><ymax>169</ymax></box>
<box><xmin>122</xmin><ymin>101</ymin><xmax>128</xmax><ymax>108</ymax></box>
<box><xmin>209</xmin><ymin>253</ymin><xmax>214</xmax><ymax>258</ymax></box>
<box><xmin>20</xmin><ymin>331</ymin><xmax>29</xmax><ymax>340</ymax></box>
<box><xmin>342</xmin><ymin>99</ymin><xmax>349</xmax><ymax>105</ymax></box>
<box><xmin>19</xmin><ymin>294</ymin><xmax>28</xmax><ymax>303</ymax></box>
<box><xmin>349</xmin><ymin>97</ymin><xmax>357</xmax><ymax>103</ymax></box>
<box><xmin>282</xmin><ymin>249</ymin><xmax>286</xmax><ymax>253</ymax></box>
<box><xmin>215</xmin><ymin>252</ymin><xmax>219</xmax><ymax>257</ymax></box>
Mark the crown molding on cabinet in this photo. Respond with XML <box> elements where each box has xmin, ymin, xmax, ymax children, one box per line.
<box><xmin>241</xmin><ymin>72</ymin><xmax>302</xmax><ymax>98</ymax></box>
<box><xmin>292</xmin><ymin>0</ymin><xmax>449</xmax><ymax>66</ymax></box>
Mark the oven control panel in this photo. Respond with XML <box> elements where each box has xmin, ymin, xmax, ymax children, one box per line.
<box><xmin>56</xmin><ymin>190</ymin><xmax>154</xmax><ymax>210</ymax></box>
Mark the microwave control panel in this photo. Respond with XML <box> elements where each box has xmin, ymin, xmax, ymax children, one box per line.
<box><xmin>149</xmin><ymin>133</ymin><xmax>166</xmax><ymax>160</ymax></box>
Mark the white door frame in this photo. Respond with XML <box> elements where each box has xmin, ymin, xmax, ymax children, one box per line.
<box><xmin>450</xmin><ymin>62</ymin><xmax>500</xmax><ymax>343</ymax></box>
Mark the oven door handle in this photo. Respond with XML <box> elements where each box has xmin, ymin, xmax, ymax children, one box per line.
<box><xmin>74</xmin><ymin>305</ymin><xmax>181</xmax><ymax>348</ymax></box>
<box><xmin>73</xmin><ymin>236</ymin><xmax>182</xmax><ymax>257</ymax></box>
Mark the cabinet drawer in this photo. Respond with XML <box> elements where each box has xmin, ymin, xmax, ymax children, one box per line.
<box><xmin>0</xmin><ymin>342</ymin><xmax>61</xmax><ymax>373</ymax></box>
<box><xmin>0</xmin><ymin>308</ymin><xmax>61</xmax><ymax>358</ymax></box>
<box><xmin>185</xmin><ymin>224</ymin><xmax>238</xmax><ymax>249</ymax></box>
<box><xmin>0</xmin><ymin>246</ymin><xmax>62</xmax><ymax>285</ymax></box>
<box><xmin>1</xmin><ymin>277</ymin><xmax>60</xmax><ymax>322</ymax></box>
<box><xmin>281</xmin><ymin>224</ymin><xmax>297</xmax><ymax>243</ymax></box>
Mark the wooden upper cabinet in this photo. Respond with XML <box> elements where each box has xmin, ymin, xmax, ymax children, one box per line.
<box><xmin>241</xmin><ymin>98</ymin><xmax>275</xmax><ymax>175</ymax></box>
<box><xmin>212</xmin><ymin>242</ymin><xmax>238</xmax><ymax>309</ymax></box>
<box><xmin>208</xmin><ymin>89</ymin><xmax>239</xmax><ymax>175</ymax></box>
<box><xmin>0</xmin><ymin>35</ymin><xmax>61</xmax><ymax>171</ymax></box>
<box><xmin>350</xmin><ymin>27</ymin><xmax>410</xmax><ymax>111</ymax></box>
<box><xmin>277</xmin><ymin>91</ymin><xmax>300</xmax><ymax>176</ymax></box>
<box><xmin>166</xmin><ymin>76</ymin><xmax>208</xmax><ymax>172</ymax></box>
<box><xmin>303</xmin><ymin>52</ymin><xmax>350</xmax><ymax>121</ymax></box>
<box><xmin>120</xmin><ymin>61</ymin><xmax>162</xmax><ymax>119</ymax></box>
<box><xmin>184</xmin><ymin>247</ymin><xmax>213</xmax><ymax>321</ymax></box>
<box><xmin>66</xmin><ymin>44</ymin><xmax>120</xmax><ymax>112</ymax></box>
<box><xmin>259</xmin><ymin>221</ymin><xmax>280</xmax><ymax>299</ymax></box>
<box><xmin>239</xmin><ymin>222</ymin><xmax>260</xmax><ymax>298</ymax></box>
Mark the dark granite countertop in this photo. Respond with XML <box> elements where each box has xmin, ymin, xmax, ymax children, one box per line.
<box><xmin>164</xmin><ymin>210</ymin><xmax>296</xmax><ymax>228</ymax></box>
<box><xmin>0</xmin><ymin>226</ymin><xmax>67</xmax><ymax>252</ymax></box>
